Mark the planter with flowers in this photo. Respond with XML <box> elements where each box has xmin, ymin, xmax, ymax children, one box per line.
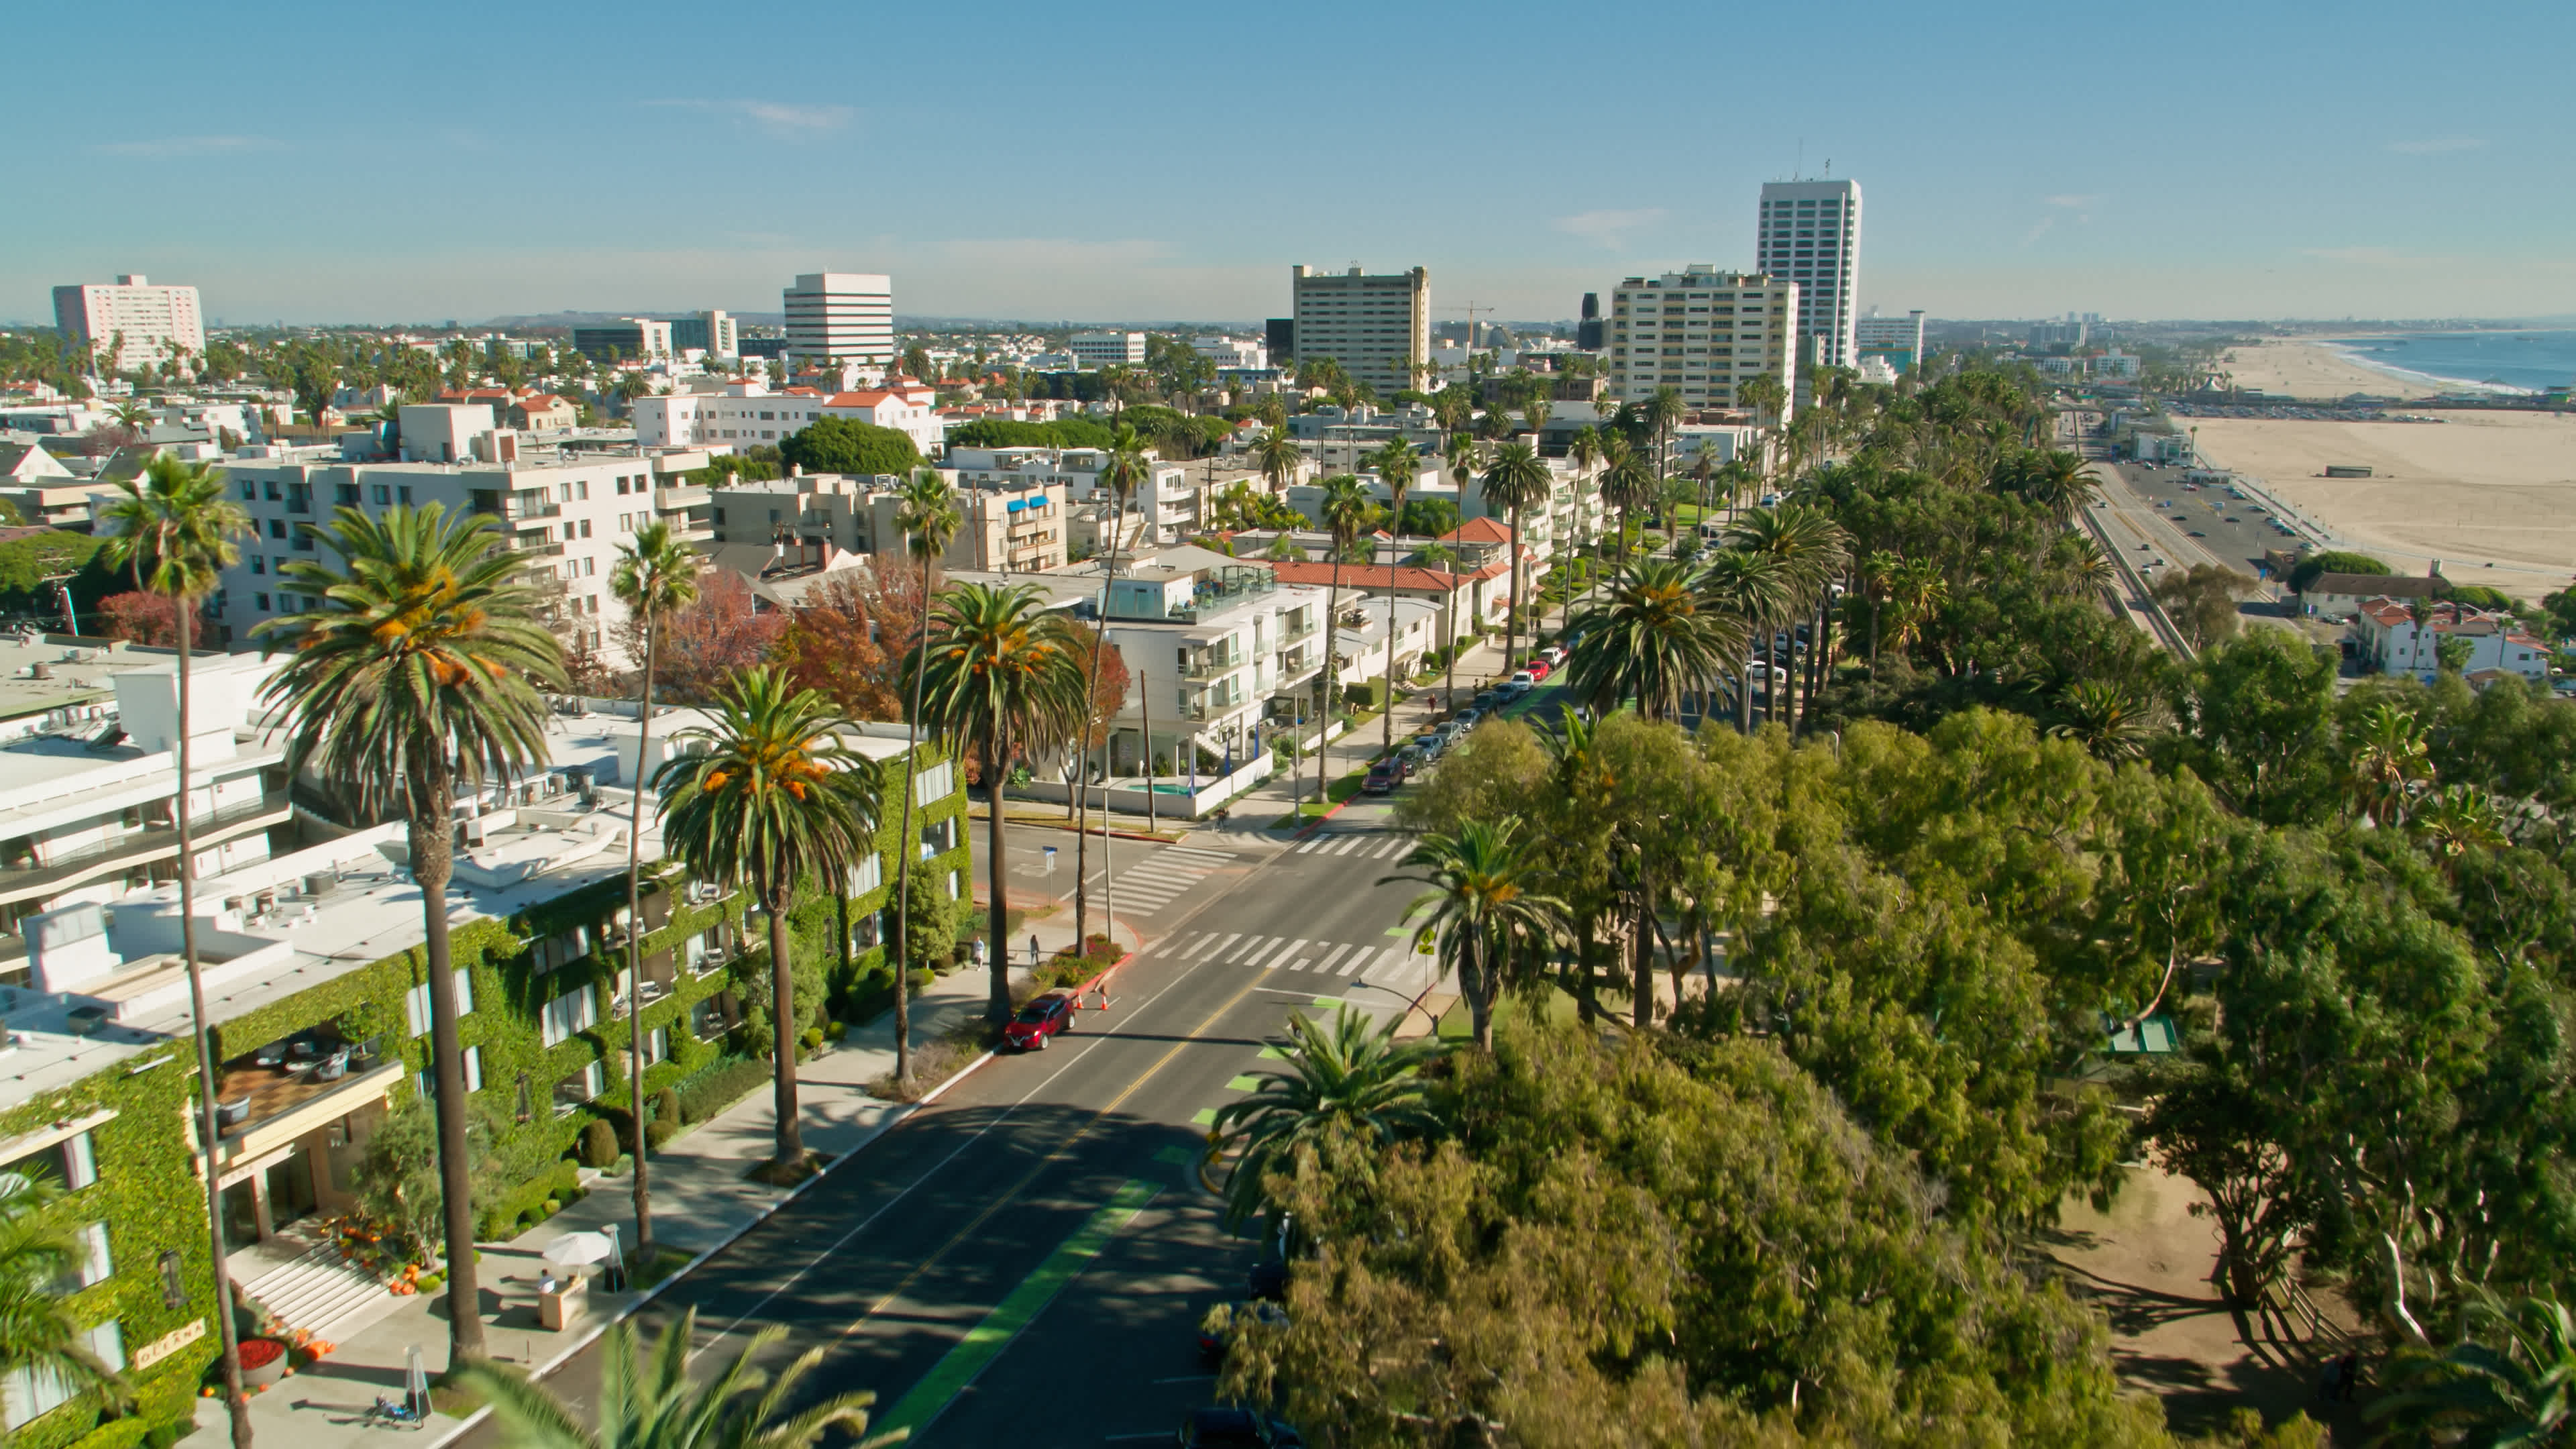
<box><xmin>237</xmin><ymin>1338</ymin><xmax>288</xmax><ymax>1389</ymax></box>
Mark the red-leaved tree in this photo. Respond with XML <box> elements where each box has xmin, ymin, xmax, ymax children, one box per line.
<box><xmin>619</xmin><ymin>570</ymin><xmax>786</xmax><ymax>704</ymax></box>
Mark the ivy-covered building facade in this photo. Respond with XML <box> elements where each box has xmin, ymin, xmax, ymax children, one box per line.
<box><xmin>0</xmin><ymin>710</ymin><xmax>967</xmax><ymax>1449</ymax></box>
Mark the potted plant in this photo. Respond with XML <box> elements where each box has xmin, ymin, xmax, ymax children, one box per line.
<box><xmin>237</xmin><ymin>1337</ymin><xmax>288</xmax><ymax>1389</ymax></box>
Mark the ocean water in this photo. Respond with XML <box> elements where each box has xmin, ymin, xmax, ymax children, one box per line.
<box><xmin>2326</xmin><ymin>330</ymin><xmax>2576</xmax><ymax>395</ymax></box>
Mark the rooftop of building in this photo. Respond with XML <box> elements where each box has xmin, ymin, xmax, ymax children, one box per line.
<box><xmin>2311</xmin><ymin>572</ymin><xmax>2447</xmax><ymax>598</ymax></box>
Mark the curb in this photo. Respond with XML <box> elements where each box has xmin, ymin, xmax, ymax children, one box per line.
<box><xmin>421</xmin><ymin>1047</ymin><xmax>1005</xmax><ymax>1449</ymax></box>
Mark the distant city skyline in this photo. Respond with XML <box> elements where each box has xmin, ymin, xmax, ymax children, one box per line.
<box><xmin>5</xmin><ymin>0</ymin><xmax>2571</xmax><ymax>327</ymax></box>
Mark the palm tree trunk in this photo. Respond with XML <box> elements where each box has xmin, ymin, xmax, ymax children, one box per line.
<box><xmin>892</xmin><ymin>551</ymin><xmax>935</xmax><ymax>1087</ymax></box>
<box><xmin>174</xmin><ymin>607</ymin><xmax>253</xmax><ymax>1448</ymax></box>
<box><xmin>764</xmin><ymin>884</ymin><xmax>802</xmax><ymax>1170</ymax></box>
<box><xmin>1574</xmin><ymin>915</ymin><xmax>1597</xmax><ymax>1024</ymax></box>
<box><xmin>624</xmin><ymin>623</ymin><xmax>659</xmax><ymax>1256</ymax></box>
<box><xmin>1075</xmin><ymin>514</ymin><xmax>1128</xmax><ymax>942</ymax></box>
<box><xmin>983</xmin><ymin>736</ymin><xmax>1015</xmax><ymax>1024</ymax></box>
<box><xmin>1466</xmin><ymin>936</ymin><xmax>1495</xmax><ymax>1053</ymax></box>
<box><xmin>408</xmin><ymin>766</ymin><xmax>486</xmax><ymax>1366</ymax></box>
<box><xmin>1631</xmin><ymin>889</ymin><xmax>1654</xmax><ymax>1030</ymax></box>
<box><xmin>1318</xmin><ymin>566</ymin><xmax>1340</xmax><ymax>804</ymax></box>
<box><xmin>1383</xmin><ymin>541</ymin><xmax>1400</xmax><ymax>756</ymax></box>
<box><xmin>1503</xmin><ymin>508</ymin><xmax>1523</xmax><ymax>686</ymax></box>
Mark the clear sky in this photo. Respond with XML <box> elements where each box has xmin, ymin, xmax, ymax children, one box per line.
<box><xmin>9</xmin><ymin>0</ymin><xmax>2573</xmax><ymax>328</ymax></box>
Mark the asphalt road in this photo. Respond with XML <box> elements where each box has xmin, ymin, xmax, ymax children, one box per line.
<box><xmin>452</xmin><ymin>810</ymin><xmax>1443</xmax><ymax>1448</ymax></box>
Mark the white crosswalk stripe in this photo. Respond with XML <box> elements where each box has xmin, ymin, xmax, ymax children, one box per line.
<box><xmin>1198</xmin><ymin>932</ymin><xmax>1240</xmax><ymax>960</ymax></box>
<box><xmin>1293</xmin><ymin>837</ymin><xmax>1324</xmax><ymax>854</ymax></box>
<box><xmin>1373</xmin><ymin>838</ymin><xmax>1408</xmax><ymax>859</ymax></box>
<box><xmin>1315</xmin><ymin>943</ymin><xmax>1352</xmax><ymax>974</ymax></box>
<box><xmin>1334</xmin><ymin>837</ymin><xmax>1365</xmax><ymax>856</ymax></box>
<box><xmin>1165</xmin><ymin>847</ymin><xmax>1236</xmax><ymax>865</ymax></box>
<box><xmin>1271</xmin><ymin>939</ymin><xmax>1311</xmax><ymax>971</ymax></box>
<box><xmin>1239</xmin><ymin>936</ymin><xmax>1289</xmax><ymax>967</ymax></box>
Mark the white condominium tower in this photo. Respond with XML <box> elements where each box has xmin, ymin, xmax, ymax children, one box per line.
<box><xmin>1755</xmin><ymin>180</ymin><xmax>1862</xmax><ymax>374</ymax></box>
<box><xmin>1604</xmin><ymin>266</ymin><xmax>1796</xmax><ymax>417</ymax></box>
<box><xmin>1289</xmin><ymin>265</ymin><xmax>1429</xmax><ymax>398</ymax></box>
<box><xmin>54</xmin><ymin>274</ymin><xmax>205</xmax><ymax>374</ymax></box>
<box><xmin>784</xmin><ymin>272</ymin><xmax>895</xmax><ymax>366</ymax></box>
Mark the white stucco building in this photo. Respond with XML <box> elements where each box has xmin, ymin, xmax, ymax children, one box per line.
<box><xmin>53</xmin><ymin>275</ymin><xmax>205</xmax><ymax>374</ymax></box>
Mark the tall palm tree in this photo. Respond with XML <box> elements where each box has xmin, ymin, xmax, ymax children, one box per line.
<box><xmin>1642</xmin><ymin>385</ymin><xmax>1684</xmax><ymax>510</ymax></box>
<box><xmin>1479</xmin><ymin>442</ymin><xmax>1551</xmax><ymax>680</ymax></box>
<box><xmin>1205</xmin><ymin>1008</ymin><xmax>1444</xmax><ymax>1231</ymax></box>
<box><xmin>607</xmin><ymin>521</ymin><xmax>698</xmax><ymax>1256</ymax></box>
<box><xmin>1697</xmin><ymin>548</ymin><xmax>1794</xmax><ymax>733</ymax></box>
<box><xmin>655</xmin><ymin>668</ymin><xmax>881</xmax><ymax>1173</ymax></box>
<box><xmin>95</xmin><ymin>455</ymin><xmax>248</xmax><ymax>1445</ymax></box>
<box><xmin>913</xmin><ymin>583</ymin><xmax>1089</xmax><ymax>1022</ymax></box>
<box><xmin>1726</xmin><ymin>504</ymin><xmax>1847</xmax><ymax>733</ymax></box>
<box><xmin>1384</xmin><ymin>818</ymin><xmax>1566</xmax><ymax>1052</ymax></box>
<box><xmin>1315</xmin><ymin>475</ymin><xmax>1374</xmax><ymax>799</ymax></box>
<box><xmin>1417</xmin><ymin>541</ymin><xmax>1463</xmax><ymax>709</ymax></box>
<box><xmin>462</xmin><ymin>1307</ymin><xmax>894</xmax><ymax>1449</ymax></box>
<box><xmin>1367</xmin><ymin>438</ymin><xmax>1419</xmax><ymax>753</ymax></box>
<box><xmin>1563</xmin><ymin>559</ymin><xmax>1745</xmax><ymax>724</ymax></box>
<box><xmin>1598</xmin><ymin>433</ymin><xmax>1658</xmax><ymax>562</ymax></box>
<box><xmin>1736</xmin><ymin>373</ymin><xmax>1788</xmax><ymax>482</ymax></box>
<box><xmin>2413</xmin><ymin>784</ymin><xmax>2509</xmax><ymax>875</ymax></box>
<box><xmin>1859</xmin><ymin>549</ymin><xmax>1900</xmax><ymax>669</ymax></box>
<box><xmin>888</xmin><ymin>471</ymin><xmax>959</xmax><ymax>1087</ymax></box>
<box><xmin>259</xmin><ymin>504</ymin><xmax>564</xmax><ymax>1368</ymax></box>
<box><xmin>1252</xmin><ymin>427</ymin><xmax>1302</xmax><ymax>500</ymax></box>
<box><xmin>0</xmin><ymin>1177</ymin><xmax>125</xmax><ymax>1422</ymax></box>
<box><xmin>2047</xmin><ymin>680</ymin><xmax>2157</xmax><ymax>763</ymax></box>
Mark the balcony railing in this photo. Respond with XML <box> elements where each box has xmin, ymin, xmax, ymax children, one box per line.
<box><xmin>1279</xmin><ymin>618</ymin><xmax>1320</xmax><ymax>642</ymax></box>
<box><xmin>511</xmin><ymin>501</ymin><xmax>564</xmax><ymax>521</ymax></box>
<box><xmin>0</xmin><ymin>791</ymin><xmax>291</xmax><ymax>905</ymax></box>
<box><xmin>1182</xmin><ymin>653</ymin><xmax>1246</xmax><ymax>679</ymax></box>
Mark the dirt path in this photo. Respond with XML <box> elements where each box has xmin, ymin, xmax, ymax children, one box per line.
<box><xmin>2045</xmin><ymin>1165</ymin><xmax>2372</xmax><ymax>1441</ymax></box>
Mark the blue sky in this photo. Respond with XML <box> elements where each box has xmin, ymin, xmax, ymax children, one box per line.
<box><xmin>8</xmin><ymin>0</ymin><xmax>2573</xmax><ymax>327</ymax></box>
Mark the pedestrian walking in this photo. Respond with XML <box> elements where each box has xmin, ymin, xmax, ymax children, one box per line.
<box><xmin>1029</xmin><ymin>933</ymin><xmax>1041</xmax><ymax>967</ymax></box>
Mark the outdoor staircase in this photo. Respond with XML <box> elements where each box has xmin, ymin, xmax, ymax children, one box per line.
<box><xmin>238</xmin><ymin>1243</ymin><xmax>386</xmax><ymax>1341</ymax></box>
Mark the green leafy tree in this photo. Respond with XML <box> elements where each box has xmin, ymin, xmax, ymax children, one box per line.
<box><xmin>2151</xmin><ymin>562</ymin><xmax>2257</xmax><ymax>649</ymax></box>
<box><xmin>607</xmin><ymin>520</ymin><xmax>698</xmax><ymax>1256</ymax></box>
<box><xmin>2286</xmin><ymin>549</ymin><xmax>2390</xmax><ymax>595</ymax></box>
<box><xmin>96</xmin><ymin>452</ymin><xmax>254</xmax><ymax>1446</ymax></box>
<box><xmin>912</xmin><ymin>582</ymin><xmax>1089</xmax><ymax>1022</ymax></box>
<box><xmin>777</xmin><ymin>416</ymin><xmax>922</xmax><ymax>476</ymax></box>
<box><xmin>655</xmin><ymin>668</ymin><xmax>883</xmax><ymax>1173</ymax></box>
<box><xmin>259</xmin><ymin>504</ymin><xmax>566</xmax><ymax>1367</ymax></box>
<box><xmin>2370</xmin><ymin>1294</ymin><xmax>2576</xmax><ymax>1447</ymax></box>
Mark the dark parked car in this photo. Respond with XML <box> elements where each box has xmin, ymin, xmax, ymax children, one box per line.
<box><xmin>1362</xmin><ymin>757</ymin><xmax>1408</xmax><ymax>794</ymax></box>
<box><xmin>1003</xmin><ymin>989</ymin><xmax>1077</xmax><ymax>1050</ymax></box>
<box><xmin>1177</xmin><ymin>1408</ymin><xmax>1303</xmax><ymax>1447</ymax></box>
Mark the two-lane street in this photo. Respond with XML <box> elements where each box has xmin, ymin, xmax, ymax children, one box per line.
<box><xmin>456</xmin><ymin>812</ymin><xmax>1439</xmax><ymax>1447</ymax></box>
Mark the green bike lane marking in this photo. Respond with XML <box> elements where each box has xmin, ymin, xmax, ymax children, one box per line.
<box><xmin>875</xmin><ymin>1177</ymin><xmax>1163</xmax><ymax>1442</ymax></box>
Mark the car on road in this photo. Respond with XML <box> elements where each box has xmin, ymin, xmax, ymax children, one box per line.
<box><xmin>1197</xmin><ymin>1301</ymin><xmax>1291</xmax><ymax>1360</ymax></box>
<box><xmin>1177</xmin><ymin>1407</ymin><xmax>1304</xmax><ymax>1447</ymax></box>
<box><xmin>1540</xmin><ymin>644</ymin><xmax>1568</xmax><ymax>666</ymax></box>
<box><xmin>1523</xmin><ymin>659</ymin><xmax>1552</xmax><ymax>681</ymax></box>
<box><xmin>1505</xmin><ymin>672</ymin><xmax>1536</xmax><ymax>696</ymax></box>
<box><xmin>1362</xmin><ymin>757</ymin><xmax>1409</xmax><ymax>794</ymax></box>
<box><xmin>1004</xmin><ymin>989</ymin><xmax>1077</xmax><ymax>1050</ymax></box>
<box><xmin>2188</xmin><ymin>530</ymin><xmax>2207</xmax><ymax>538</ymax></box>
<box><xmin>1410</xmin><ymin>731</ymin><xmax>1446</xmax><ymax>761</ymax></box>
<box><xmin>1449</xmin><ymin>708</ymin><xmax>1481</xmax><ymax>731</ymax></box>
<box><xmin>1397</xmin><ymin>744</ymin><xmax>1430</xmax><ymax>776</ymax></box>
<box><xmin>1472</xmin><ymin>688</ymin><xmax>1503</xmax><ymax>712</ymax></box>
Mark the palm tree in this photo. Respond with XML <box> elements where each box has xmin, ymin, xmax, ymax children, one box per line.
<box><xmin>1696</xmin><ymin>548</ymin><xmax>1794</xmax><ymax>733</ymax></box>
<box><xmin>1737</xmin><ymin>374</ymin><xmax>1788</xmax><ymax>483</ymax></box>
<box><xmin>1252</xmin><ymin>427</ymin><xmax>1302</xmax><ymax>500</ymax></box>
<box><xmin>0</xmin><ymin>1176</ymin><xmax>125</xmax><ymax>1423</ymax></box>
<box><xmin>462</xmin><ymin>1306</ymin><xmax>894</xmax><ymax>1449</ymax></box>
<box><xmin>1566</xmin><ymin>425</ymin><xmax>1603</xmax><ymax>480</ymax></box>
<box><xmin>1367</xmin><ymin>438</ymin><xmax>1419</xmax><ymax>753</ymax></box>
<box><xmin>1726</xmin><ymin>504</ymin><xmax>1848</xmax><ymax>733</ymax></box>
<box><xmin>2024</xmin><ymin>450</ymin><xmax>2096</xmax><ymax>523</ymax></box>
<box><xmin>655</xmin><ymin>668</ymin><xmax>881</xmax><ymax>1173</ymax></box>
<box><xmin>1598</xmin><ymin>433</ymin><xmax>1658</xmax><ymax>561</ymax></box>
<box><xmin>914</xmin><ymin>583</ymin><xmax>1089</xmax><ymax>1022</ymax></box>
<box><xmin>1315</xmin><ymin>475</ymin><xmax>1374</xmax><ymax>799</ymax></box>
<box><xmin>2047</xmin><ymin>680</ymin><xmax>2157</xmax><ymax>763</ymax></box>
<box><xmin>1099</xmin><ymin>421</ymin><xmax>1150</xmax><ymax>555</ymax></box>
<box><xmin>2345</xmin><ymin>702</ymin><xmax>2433</xmax><ymax>827</ymax></box>
<box><xmin>1858</xmin><ymin>548</ymin><xmax>1900</xmax><ymax>667</ymax></box>
<box><xmin>1385</xmin><ymin>818</ymin><xmax>1566</xmax><ymax>1052</ymax></box>
<box><xmin>1205</xmin><ymin>1008</ymin><xmax>1444</xmax><ymax>1230</ymax></box>
<box><xmin>258</xmin><ymin>504</ymin><xmax>564</xmax><ymax>1368</ymax></box>
<box><xmin>1563</xmin><ymin>559</ymin><xmax>1745</xmax><ymax>724</ymax></box>
<box><xmin>1479</xmin><ymin>442</ymin><xmax>1551</xmax><ymax>679</ymax></box>
<box><xmin>889</xmin><ymin>471</ymin><xmax>960</xmax><ymax>1087</ymax></box>
<box><xmin>95</xmin><ymin>453</ymin><xmax>252</xmax><ymax>1442</ymax></box>
<box><xmin>2371</xmin><ymin>1295</ymin><xmax>2576</xmax><ymax>1446</ymax></box>
<box><xmin>1642</xmin><ymin>385</ymin><xmax>1684</xmax><ymax>511</ymax></box>
<box><xmin>1884</xmin><ymin>557</ymin><xmax>1949</xmax><ymax>662</ymax></box>
<box><xmin>1075</xmin><ymin>426</ymin><xmax>1149</xmax><ymax>943</ymax></box>
<box><xmin>606</xmin><ymin>520</ymin><xmax>698</xmax><ymax>1254</ymax></box>
<box><xmin>2413</xmin><ymin>784</ymin><xmax>2509</xmax><ymax>875</ymax></box>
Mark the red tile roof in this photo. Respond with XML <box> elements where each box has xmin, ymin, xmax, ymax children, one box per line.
<box><xmin>1438</xmin><ymin>517</ymin><xmax>1514</xmax><ymax>545</ymax></box>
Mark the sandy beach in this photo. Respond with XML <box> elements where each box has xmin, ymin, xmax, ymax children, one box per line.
<box><xmin>2216</xmin><ymin>337</ymin><xmax>2445</xmax><ymax>400</ymax></box>
<box><xmin>2192</xmin><ymin>405</ymin><xmax>2576</xmax><ymax>589</ymax></box>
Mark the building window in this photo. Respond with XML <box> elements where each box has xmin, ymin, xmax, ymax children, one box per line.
<box><xmin>250</xmin><ymin>556</ymin><xmax>264</xmax><ymax>575</ymax></box>
<box><xmin>1</xmin><ymin>1322</ymin><xmax>121</xmax><ymax>1428</ymax></box>
<box><xmin>404</xmin><ymin>969</ymin><xmax>477</xmax><ymax>1036</ymax></box>
<box><xmin>539</xmin><ymin>984</ymin><xmax>597</xmax><ymax>1046</ymax></box>
<box><xmin>60</xmin><ymin>1223</ymin><xmax>110</xmax><ymax>1292</ymax></box>
<box><xmin>373</xmin><ymin>485</ymin><xmax>392</xmax><ymax>504</ymax></box>
<box><xmin>847</xmin><ymin>854</ymin><xmax>882</xmax><ymax>895</ymax></box>
<box><xmin>416</xmin><ymin>1046</ymin><xmax>483</xmax><ymax>1100</ymax></box>
<box><xmin>397</xmin><ymin>487</ymin><xmax>412</xmax><ymax>504</ymax></box>
<box><xmin>255</xmin><ymin>593</ymin><xmax>270</xmax><ymax>612</ymax></box>
<box><xmin>552</xmin><ymin>1061</ymin><xmax>604</xmax><ymax>1116</ymax></box>
<box><xmin>913</xmin><ymin>761</ymin><xmax>953</xmax><ymax>802</ymax></box>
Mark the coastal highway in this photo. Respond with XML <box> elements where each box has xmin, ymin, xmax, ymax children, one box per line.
<box><xmin>449</xmin><ymin>814</ymin><xmax>1443</xmax><ymax>1448</ymax></box>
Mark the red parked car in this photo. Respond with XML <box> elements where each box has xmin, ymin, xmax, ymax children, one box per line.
<box><xmin>1524</xmin><ymin>658</ymin><xmax>1552</xmax><ymax>681</ymax></box>
<box><xmin>1005</xmin><ymin>989</ymin><xmax>1078</xmax><ymax>1050</ymax></box>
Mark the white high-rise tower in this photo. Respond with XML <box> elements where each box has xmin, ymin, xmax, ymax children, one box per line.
<box><xmin>783</xmin><ymin>272</ymin><xmax>894</xmax><ymax>366</ymax></box>
<box><xmin>1754</xmin><ymin>180</ymin><xmax>1862</xmax><ymax>377</ymax></box>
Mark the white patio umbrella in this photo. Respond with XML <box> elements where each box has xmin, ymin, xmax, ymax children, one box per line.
<box><xmin>541</xmin><ymin>1230</ymin><xmax>615</xmax><ymax>1267</ymax></box>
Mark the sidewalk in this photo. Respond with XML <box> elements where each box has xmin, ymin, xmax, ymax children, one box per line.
<box><xmin>178</xmin><ymin>906</ymin><xmax>1124</xmax><ymax>1449</ymax></box>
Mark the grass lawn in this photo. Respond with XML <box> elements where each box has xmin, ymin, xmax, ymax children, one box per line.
<box><xmin>1269</xmin><ymin>769</ymin><xmax>1371</xmax><ymax>827</ymax></box>
<box><xmin>1436</xmin><ymin>984</ymin><xmax>1584</xmax><ymax>1041</ymax></box>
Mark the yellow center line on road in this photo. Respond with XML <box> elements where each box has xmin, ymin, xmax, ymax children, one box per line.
<box><xmin>832</xmin><ymin>970</ymin><xmax>1271</xmax><ymax>1342</ymax></box>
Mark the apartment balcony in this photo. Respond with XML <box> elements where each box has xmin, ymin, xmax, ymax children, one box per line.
<box><xmin>511</xmin><ymin>501</ymin><xmax>564</xmax><ymax>521</ymax></box>
<box><xmin>0</xmin><ymin>790</ymin><xmax>291</xmax><ymax>908</ymax></box>
<box><xmin>655</xmin><ymin>486</ymin><xmax>710</xmax><ymax>510</ymax></box>
<box><xmin>1279</xmin><ymin>616</ymin><xmax>1319</xmax><ymax>643</ymax></box>
<box><xmin>207</xmin><ymin>1040</ymin><xmax>402</xmax><ymax>1175</ymax></box>
<box><xmin>1181</xmin><ymin>652</ymin><xmax>1247</xmax><ymax>680</ymax></box>
<box><xmin>504</xmin><ymin>538</ymin><xmax>567</xmax><ymax>559</ymax></box>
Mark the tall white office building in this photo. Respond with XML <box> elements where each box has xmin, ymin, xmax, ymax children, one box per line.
<box><xmin>784</xmin><ymin>273</ymin><xmax>895</xmax><ymax>366</ymax></box>
<box><xmin>1754</xmin><ymin>180</ymin><xmax>1862</xmax><ymax>376</ymax></box>
<box><xmin>53</xmin><ymin>274</ymin><xmax>205</xmax><ymax>374</ymax></box>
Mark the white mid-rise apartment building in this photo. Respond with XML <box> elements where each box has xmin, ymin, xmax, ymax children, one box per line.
<box><xmin>821</xmin><ymin>382</ymin><xmax>945</xmax><ymax>457</ymax></box>
<box><xmin>784</xmin><ymin>272</ymin><xmax>895</xmax><ymax>366</ymax></box>
<box><xmin>1605</xmin><ymin>267</ymin><xmax>1798</xmax><ymax>415</ymax></box>
<box><xmin>1095</xmin><ymin>559</ymin><xmax>1326</xmax><ymax>777</ymax></box>
<box><xmin>215</xmin><ymin>414</ymin><xmax>713</xmax><ymax>661</ymax></box>
<box><xmin>631</xmin><ymin>380</ymin><xmax>830</xmax><ymax>448</ymax></box>
<box><xmin>1193</xmin><ymin>336</ymin><xmax>1267</xmax><ymax>370</ymax></box>
<box><xmin>53</xmin><ymin>275</ymin><xmax>205</xmax><ymax>374</ymax></box>
<box><xmin>1756</xmin><ymin>180</ymin><xmax>1864</xmax><ymax>376</ymax></box>
<box><xmin>1069</xmin><ymin>331</ymin><xmax>1146</xmax><ymax>368</ymax></box>
<box><xmin>945</xmin><ymin>445</ymin><xmax>1204</xmax><ymax>543</ymax></box>
<box><xmin>1855</xmin><ymin>309</ymin><xmax>1926</xmax><ymax>376</ymax></box>
<box><xmin>1290</xmin><ymin>266</ymin><xmax>1429</xmax><ymax>398</ymax></box>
